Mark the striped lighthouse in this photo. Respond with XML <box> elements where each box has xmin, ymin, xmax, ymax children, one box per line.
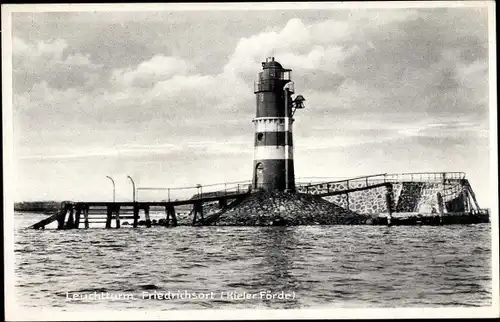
<box><xmin>252</xmin><ymin>57</ymin><xmax>297</xmax><ymax>192</ymax></box>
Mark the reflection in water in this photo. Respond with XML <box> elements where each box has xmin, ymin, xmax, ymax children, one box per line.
<box><xmin>251</xmin><ymin>227</ymin><xmax>300</xmax><ymax>308</ymax></box>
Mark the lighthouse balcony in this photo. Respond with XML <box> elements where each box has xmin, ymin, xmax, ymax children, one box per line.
<box><xmin>254</xmin><ymin>79</ymin><xmax>294</xmax><ymax>93</ymax></box>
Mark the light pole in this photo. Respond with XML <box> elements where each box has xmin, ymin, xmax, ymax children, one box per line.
<box><xmin>106</xmin><ymin>176</ymin><xmax>115</xmax><ymax>202</ymax></box>
<box><xmin>196</xmin><ymin>184</ymin><xmax>202</xmax><ymax>199</ymax></box>
<box><xmin>127</xmin><ymin>176</ymin><xmax>136</xmax><ymax>203</ymax></box>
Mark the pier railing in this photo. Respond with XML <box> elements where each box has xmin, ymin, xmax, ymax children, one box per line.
<box><xmin>135</xmin><ymin>172</ymin><xmax>466</xmax><ymax>202</ymax></box>
<box><xmin>295</xmin><ymin>172</ymin><xmax>466</xmax><ymax>192</ymax></box>
<box><xmin>136</xmin><ymin>180</ymin><xmax>253</xmax><ymax>202</ymax></box>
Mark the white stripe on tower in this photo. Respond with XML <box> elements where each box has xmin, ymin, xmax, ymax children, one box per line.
<box><xmin>253</xmin><ymin>118</ymin><xmax>294</xmax><ymax>133</ymax></box>
<box><xmin>254</xmin><ymin>146</ymin><xmax>294</xmax><ymax>160</ymax></box>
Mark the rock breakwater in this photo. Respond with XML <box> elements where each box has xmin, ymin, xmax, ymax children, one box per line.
<box><xmin>202</xmin><ymin>191</ymin><xmax>373</xmax><ymax>226</ymax></box>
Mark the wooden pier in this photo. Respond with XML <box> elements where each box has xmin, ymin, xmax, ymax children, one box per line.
<box><xmin>29</xmin><ymin>192</ymin><xmax>250</xmax><ymax>230</ymax></box>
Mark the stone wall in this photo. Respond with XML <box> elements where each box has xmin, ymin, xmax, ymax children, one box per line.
<box><xmin>318</xmin><ymin>181</ymin><xmax>464</xmax><ymax>215</ymax></box>
<box><xmin>414</xmin><ymin>182</ymin><xmax>462</xmax><ymax>213</ymax></box>
<box><xmin>323</xmin><ymin>185</ymin><xmax>392</xmax><ymax>214</ymax></box>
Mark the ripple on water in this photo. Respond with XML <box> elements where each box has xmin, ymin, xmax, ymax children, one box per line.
<box><xmin>13</xmin><ymin>213</ymin><xmax>492</xmax><ymax>309</ymax></box>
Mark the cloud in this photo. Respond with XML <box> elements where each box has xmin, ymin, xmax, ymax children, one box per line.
<box><xmin>111</xmin><ymin>55</ymin><xmax>192</xmax><ymax>88</ymax></box>
<box><xmin>18</xmin><ymin>139</ymin><xmax>253</xmax><ymax>161</ymax></box>
<box><xmin>13</xmin><ymin>37</ymin><xmax>104</xmax><ymax>92</ymax></box>
<box><xmin>11</xmin><ymin>8</ymin><xmax>492</xmax><ymax>204</ymax></box>
<box><xmin>221</xmin><ymin>8</ymin><xmax>489</xmax><ymax>128</ymax></box>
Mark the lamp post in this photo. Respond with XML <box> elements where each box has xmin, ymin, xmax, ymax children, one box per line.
<box><xmin>106</xmin><ymin>176</ymin><xmax>115</xmax><ymax>202</ymax></box>
<box><xmin>196</xmin><ymin>184</ymin><xmax>202</xmax><ymax>199</ymax></box>
<box><xmin>127</xmin><ymin>176</ymin><xmax>136</xmax><ymax>203</ymax></box>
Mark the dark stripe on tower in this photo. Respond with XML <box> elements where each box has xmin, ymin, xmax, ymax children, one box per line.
<box><xmin>254</xmin><ymin>132</ymin><xmax>293</xmax><ymax>147</ymax></box>
<box><xmin>252</xmin><ymin>159</ymin><xmax>295</xmax><ymax>191</ymax></box>
<box><xmin>256</xmin><ymin>95</ymin><xmax>287</xmax><ymax>117</ymax></box>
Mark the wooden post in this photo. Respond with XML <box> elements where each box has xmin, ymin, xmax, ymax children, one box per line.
<box><xmin>66</xmin><ymin>207</ymin><xmax>75</xmax><ymax>229</ymax></box>
<box><xmin>460</xmin><ymin>179</ymin><xmax>470</xmax><ymax>213</ymax></box>
<box><xmin>84</xmin><ymin>206</ymin><xmax>89</xmax><ymax>228</ymax></box>
<box><xmin>436</xmin><ymin>192</ymin><xmax>444</xmax><ymax>224</ymax></box>
<box><xmin>115</xmin><ymin>205</ymin><xmax>121</xmax><ymax>229</ymax></box>
<box><xmin>218</xmin><ymin>199</ymin><xmax>227</xmax><ymax>209</ymax></box>
<box><xmin>105</xmin><ymin>205</ymin><xmax>112</xmax><ymax>228</ymax></box>
<box><xmin>166</xmin><ymin>204</ymin><xmax>177</xmax><ymax>227</ymax></box>
<box><xmin>165</xmin><ymin>205</ymin><xmax>170</xmax><ymax>226</ymax></box>
<box><xmin>385</xmin><ymin>184</ymin><xmax>393</xmax><ymax>226</ymax></box>
<box><xmin>466</xmin><ymin>193</ymin><xmax>475</xmax><ymax>213</ymax></box>
<box><xmin>192</xmin><ymin>202</ymin><xmax>204</xmax><ymax>226</ymax></box>
<box><xmin>145</xmin><ymin>206</ymin><xmax>151</xmax><ymax>228</ymax></box>
<box><xmin>437</xmin><ymin>192</ymin><xmax>444</xmax><ymax>214</ymax></box>
<box><xmin>192</xmin><ymin>206</ymin><xmax>197</xmax><ymax>225</ymax></box>
<box><xmin>133</xmin><ymin>204</ymin><xmax>139</xmax><ymax>228</ymax></box>
<box><xmin>466</xmin><ymin>183</ymin><xmax>481</xmax><ymax>210</ymax></box>
<box><xmin>198</xmin><ymin>202</ymin><xmax>204</xmax><ymax>223</ymax></box>
<box><xmin>171</xmin><ymin>206</ymin><xmax>177</xmax><ymax>227</ymax></box>
<box><xmin>75</xmin><ymin>207</ymin><xmax>81</xmax><ymax>229</ymax></box>
<box><xmin>57</xmin><ymin>206</ymin><xmax>67</xmax><ymax>230</ymax></box>
<box><xmin>463</xmin><ymin>189</ymin><xmax>470</xmax><ymax>212</ymax></box>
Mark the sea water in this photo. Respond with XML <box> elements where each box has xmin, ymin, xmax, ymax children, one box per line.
<box><xmin>13</xmin><ymin>212</ymin><xmax>491</xmax><ymax>310</ymax></box>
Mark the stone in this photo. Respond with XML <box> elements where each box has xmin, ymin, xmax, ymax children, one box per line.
<box><xmin>202</xmin><ymin>191</ymin><xmax>370</xmax><ymax>226</ymax></box>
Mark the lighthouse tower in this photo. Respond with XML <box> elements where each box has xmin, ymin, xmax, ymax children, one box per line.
<box><xmin>252</xmin><ymin>57</ymin><xmax>300</xmax><ymax>192</ymax></box>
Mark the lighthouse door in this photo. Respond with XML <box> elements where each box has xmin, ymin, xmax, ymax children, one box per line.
<box><xmin>255</xmin><ymin>163</ymin><xmax>264</xmax><ymax>190</ymax></box>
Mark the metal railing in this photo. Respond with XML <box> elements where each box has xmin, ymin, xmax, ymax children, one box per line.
<box><xmin>135</xmin><ymin>172</ymin><xmax>467</xmax><ymax>202</ymax></box>
<box><xmin>136</xmin><ymin>180</ymin><xmax>252</xmax><ymax>202</ymax></box>
<box><xmin>296</xmin><ymin>172</ymin><xmax>467</xmax><ymax>192</ymax></box>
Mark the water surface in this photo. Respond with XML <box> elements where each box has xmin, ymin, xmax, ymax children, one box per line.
<box><xmin>14</xmin><ymin>213</ymin><xmax>491</xmax><ymax>310</ymax></box>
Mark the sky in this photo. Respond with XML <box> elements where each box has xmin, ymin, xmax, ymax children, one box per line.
<box><xmin>6</xmin><ymin>3</ymin><xmax>495</xmax><ymax>206</ymax></box>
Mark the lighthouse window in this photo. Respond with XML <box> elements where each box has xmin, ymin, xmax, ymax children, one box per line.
<box><xmin>257</xmin><ymin>133</ymin><xmax>264</xmax><ymax>141</ymax></box>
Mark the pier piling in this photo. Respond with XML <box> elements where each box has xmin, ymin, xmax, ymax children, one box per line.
<box><xmin>218</xmin><ymin>199</ymin><xmax>227</xmax><ymax>209</ymax></box>
<box><xmin>166</xmin><ymin>204</ymin><xmax>177</xmax><ymax>227</ymax></box>
<box><xmin>84</xmin><ymin>206</ymin><xmax>89</xmax><ymax>228</ymax></box>
<box><xmin>437</xmin><ymin>192</ymin><xmax>444</xmax><ymax>224</ymax></box>
<box><xmin>66</xmin><ymin>207</ymin><xmax>75</xmax><ymax>229</ymax></box>
<box><xmin>106</xmin><ymin>206</ymin><xmax>112</xmax><ymax>228</ymax></box>
<box><xmin>75</xmin><ymin>207</ymin><xmax>81</xmax><ymax>229</ymax></box>
<box><xmin>145</xmin><ymin>206</ymin><xmax>151</xmax><ymax>228</ymax></box>
<box><xmin>57</xmin><ymin>204</ymin><xmax>67</xmax><ymax>230</ymax></box>
<box><xmin>133</xmin><ymin>205</ymin><xmax>139</xmax><ymax>228</ymax></box>
<box><xmin>385</xmin><ymin>184</ymin><xmax>393</xmax><ymax>226</ymax></box>
<box><xmin>115</xmin><ymin>206</ymin><xmax>121</xmax><ymax>229</ymax></box>
<box><xmin>192</xmin><ymin>202</ymin><xmax>203</xmax><ymax>225</ymax></box>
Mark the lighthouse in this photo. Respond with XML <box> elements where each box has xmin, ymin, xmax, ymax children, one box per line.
<box><xmin>252</xmin><ymin>57</ymin><xmax>305</xmax><ymax>192</ymax></box>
